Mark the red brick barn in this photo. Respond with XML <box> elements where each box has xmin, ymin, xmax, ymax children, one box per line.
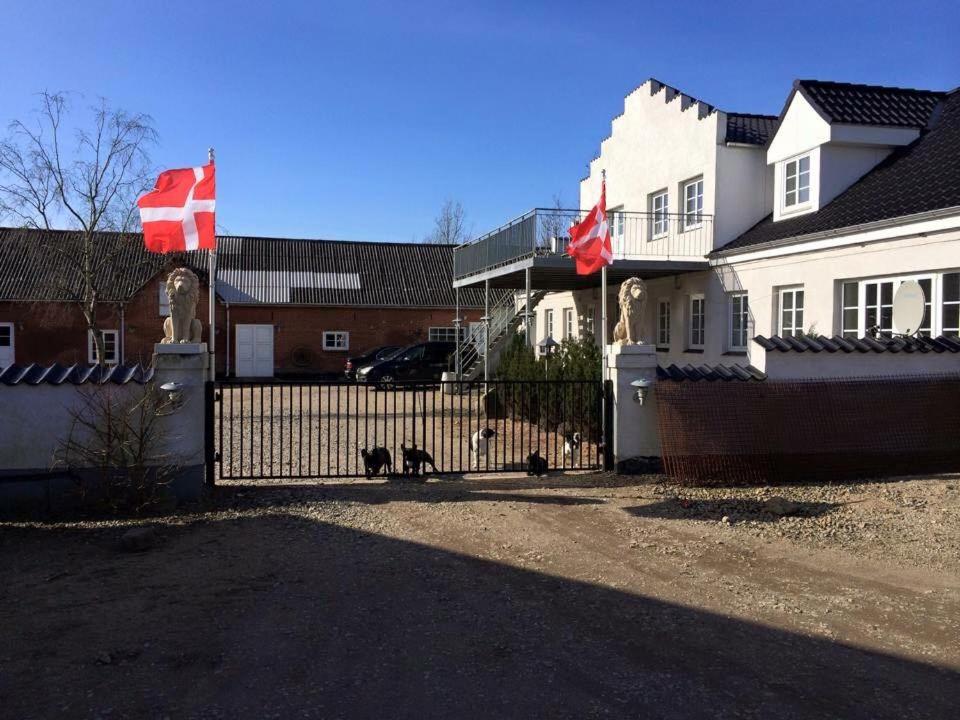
<box><xmin>0</xmin><ymin>228</ymin><xmax>485</xmax><ymax>377</ymax></box>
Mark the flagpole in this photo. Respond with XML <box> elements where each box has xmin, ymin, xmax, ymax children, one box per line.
<box><xmin>600</xmin><ymin>170</ymin><xmax>608</xmax><ymax>384</ymax></box>
<box><xmin>208</xmin><ymin>147</ymin><xmax>216</xmax><ymax>382</ymax></box>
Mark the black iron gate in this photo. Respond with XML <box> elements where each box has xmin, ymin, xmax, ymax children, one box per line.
<box><xmin>209</xmin><ymin>379</ymin><xmax>610</xmax><ymax>481</ymax></box>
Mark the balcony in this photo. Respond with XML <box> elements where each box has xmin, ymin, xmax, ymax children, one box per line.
<box><xmin>453</xmin><ymin>208</ymin><xmax>712</xmax><ymax>289</ymax></box>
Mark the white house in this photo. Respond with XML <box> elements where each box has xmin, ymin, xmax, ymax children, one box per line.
<box><xmin>453</xmin><ymin>77</ymin><xmax>960</xmax><ymax>378</ymax></box>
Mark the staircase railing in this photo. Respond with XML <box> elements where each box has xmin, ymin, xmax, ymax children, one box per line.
<box><xmin>456</xmin><ymin>289</ymin><xmax>545</xmax><ymax>380</ymax></box>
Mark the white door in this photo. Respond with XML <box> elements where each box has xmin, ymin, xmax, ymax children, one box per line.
<box><xmin>0</xmin><ymin>323</ymin><xmax>13</xmax><ymax>369</ymax></box>
<box><xmin>235</xmin><ymin>324</ymin><xmax>274</xmax><ymax>377</ymax></box>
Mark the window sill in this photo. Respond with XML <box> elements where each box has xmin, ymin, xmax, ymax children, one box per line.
<box><xmin>683</xmin><ymin>348</ymin><xmax>705</xmax><ymax>354</ymax></box>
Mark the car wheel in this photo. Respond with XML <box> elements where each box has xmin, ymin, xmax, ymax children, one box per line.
<box><xmin>378</xmin><ymin>374</ymin><xmax>394</xmax><ymax>391</ymax></box>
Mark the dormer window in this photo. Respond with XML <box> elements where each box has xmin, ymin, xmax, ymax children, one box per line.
<box><xmin>784</xmin><ymin>155</ymin><xmax>811</xmax><ymax>208</ymax></box>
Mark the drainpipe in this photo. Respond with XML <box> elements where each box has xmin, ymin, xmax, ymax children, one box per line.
<box><xmin>119</xmin><ymin>303</ymin><xmax>126</xmax><ymax>365</ymax></box>
<box><xmin>225</xmin><ymin>302</ymin><xmax>231</xmax><ymax>377</ymax></box>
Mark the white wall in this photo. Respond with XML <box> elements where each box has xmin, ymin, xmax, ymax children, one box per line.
<box><xmin>768</xmin><ymin>92</ymin><xmax>831</xmax><ymax>165</ymax></box>
<box><xmin>764</xmin><ymin>350</ymin><xmax>960</xmax><ymax>379</ymax></box>
<box><xmin>715</xmin><ymin>224</ymin><xmax>960</xmax><ymax>370</ymax></box>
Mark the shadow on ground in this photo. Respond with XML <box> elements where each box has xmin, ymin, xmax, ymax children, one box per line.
<box><xmin>625</xmin><ymin>497</ymin><xmax>838</xmax><ymax>523</ymax></box>
<box><xmin>1</xmin><ymin>511</ymin><xmax>957</xmax><ymax>719</ymax></box>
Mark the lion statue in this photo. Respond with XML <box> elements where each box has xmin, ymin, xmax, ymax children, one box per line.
<box><xmin>612</xmin><ymin>277</ymin><xmax>647</xmax><ymax>345</ymax></box>
<box><xmin>162</xmin><ymin>267</ymin><xmax>204</xmax><ymax>344</ymax></box>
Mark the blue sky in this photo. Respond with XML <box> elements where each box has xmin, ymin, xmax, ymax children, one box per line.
<box><xmin>2</xmin><ymin>0</ymin><xmax>957</xmax><ymax>242</ymax></box>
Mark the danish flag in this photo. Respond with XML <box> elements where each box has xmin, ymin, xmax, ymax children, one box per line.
<box><xmin>566</xmin><ymin>180</ymin><xmax>612</xmax><ymax>275</ymax></box>
<box><xmin>137</xmin><ymin>164</ymin><xmax>216</xmax><ymax>253</ymax></box>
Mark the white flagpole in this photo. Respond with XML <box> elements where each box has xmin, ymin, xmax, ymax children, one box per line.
<box><xmin>208</xmin><ymin>147</ymin><xmax>216</xmax><ymax>382</ymax></box>
<box><xmin>600</xmin><ymin>169</ymin><xmax>608</xmax><ymax>383</ymax></box>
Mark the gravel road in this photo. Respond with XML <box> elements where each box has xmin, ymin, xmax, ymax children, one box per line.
<box><xmin>1</xmin><ymin>471</ymin><xmax>958</xmax><ymax>719</ymax></box>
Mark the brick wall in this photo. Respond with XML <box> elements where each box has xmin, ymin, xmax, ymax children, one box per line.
<box><xmin>0</xmin><ymin>272</ymin><xmax>482</xmax><ymax>377</ymax></box>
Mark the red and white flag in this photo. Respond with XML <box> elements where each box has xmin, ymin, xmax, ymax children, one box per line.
<box><xmin>566</xmin><ymin>181</ymin><xmax>612</xmax><ymax>275</ymax></box>
<box><xmin>137</xmin><ymin>164</ymin><xmax>216</xmax><ymax>253</ymax></box>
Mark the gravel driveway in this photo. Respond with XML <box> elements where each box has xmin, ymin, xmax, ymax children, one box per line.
<box><xmin>1</xmin><ymin>472</ymin><xmax>958</xmax><ymax>719</ymax></box>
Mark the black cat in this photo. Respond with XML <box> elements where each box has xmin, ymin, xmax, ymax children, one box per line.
<box><xmin>526</xmin><ymin>450</ymin><xmax>548</xmax><ymax>477</ymax></box>
<box><xmin>400</xmin><ymin>443</ymin><xmax>436</xmax><ymax>478</ymax></box>
<box><xmin>360</xmin><ymin>447</ymin><xmax>392</xmax><ymax>478</ymax></box>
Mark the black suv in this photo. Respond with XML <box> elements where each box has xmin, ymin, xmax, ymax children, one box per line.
<box><xmin>356</xmin><ymin>341</ymin><xmax>455</xmax><ymax>387</ymax></box>
<box><xmin>344</xmin><ymin>345</ymin><xmax>400</xmax><ymax>381</ymax></box>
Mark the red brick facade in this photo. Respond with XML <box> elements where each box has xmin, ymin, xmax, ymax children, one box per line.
<box><xmin>0</xmin><ymin>271</ymin><xmax>482</xmax><ymax>377</ymax></box>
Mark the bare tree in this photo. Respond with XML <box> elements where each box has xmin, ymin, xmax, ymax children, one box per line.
<box><xmin>0</xmin><ymin>92</ymin><xmax>157</xmax><ymax>364</ymax></box>
<box><xmin>424</xmin><ymin>199</ymin><xmax>469</xmax><ymax>245</ymax></box>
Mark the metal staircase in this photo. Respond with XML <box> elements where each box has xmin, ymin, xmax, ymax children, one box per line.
<box><xmin>457</xmin><ymin>289</ymin><xmax>546</xmax><ymax>381</ymax></box>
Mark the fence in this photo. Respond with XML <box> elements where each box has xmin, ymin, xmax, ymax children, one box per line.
<box><xmin>215</xmin><ymin>379</ymin><xmax>607</xmax><ymax>480</ymax></box>
<box><xmin>656</xmin><ymin>374</ymin><xmax>960</xmax><ymax>485</ymax></box>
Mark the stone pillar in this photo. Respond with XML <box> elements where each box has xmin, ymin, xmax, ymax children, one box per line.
<box><xmin>153</xmin><ymin>343</ymin><xmax>209</xmax><ymax>500</ymax></box>
<box><xmin>606</xmin><ymin>344</ymin><xmax>660</xmax><ymax>472</ymax></box>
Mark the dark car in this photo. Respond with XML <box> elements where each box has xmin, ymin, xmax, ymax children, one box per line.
<box><xmin>356</xmin><ymin>341</ymin><xmax>455</xmax><ymax>388</ymax></box>
<box><xmin>344</xmin><ymin>345</ymin><xmax>400</xmax><ymax>381</ymax></box>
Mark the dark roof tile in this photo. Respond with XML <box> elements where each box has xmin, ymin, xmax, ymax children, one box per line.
<box><xmin>0</xmin><ymin>363</ymin><xmax>154</xmax><ymax>385</ymax></box>
<box><xmin>656</xmin><ymin>363</ymin><xmax>767</xmax><ymax>382</ymax></box>
<box><xmin>754</xmin><ymin>334</ymin><xmax>960</xmax><ymax>354</ymax></box>
<box><xmin>725</xmin><ymin>113</ymin><xmax>779</xmax><ymax>145</ymax></box>
<box><xmin>799</xmin><ymin>80</ymin><xmax>945</xmax><ymax>128</ymax></box>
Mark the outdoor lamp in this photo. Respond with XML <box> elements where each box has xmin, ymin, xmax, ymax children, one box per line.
<box><xmin>160</xmin><ymin>381</ymin><xmax>185</xmax><ymax>408</ymax></box>
<box><xmin>631</xmin><ymin>378</ymin><xmax>652</xmax><ymax>405</ymax></box>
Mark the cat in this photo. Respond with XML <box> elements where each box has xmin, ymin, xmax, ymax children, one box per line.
<box><xmin>400</xmin><ymin>443</ymin><xmax>436</xmax><ymax>478</ymax></box>
<box><xmin>526</xmin><ymin>449</ymin><xmax>548</xmax><ymax>476</ymax></box>
<box><xmin>360</xmin><ymin>447</ymin><xmax>392</xmax><ymax>478</ymax></box>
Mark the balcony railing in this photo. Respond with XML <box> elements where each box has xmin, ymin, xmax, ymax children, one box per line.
<box><xmin>453</xmin><ymin>207</ymin><xmax>713</xmax><ymax>281</ymax></box>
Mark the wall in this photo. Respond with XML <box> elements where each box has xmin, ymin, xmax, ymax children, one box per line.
<box><xmin>579</xmin><ymin>81</ymin><xmax>724</xmax><ymax>247</ymax></box>
<box><xmin>226</xmin><ymin>305</ymin><xmax>484</xmax><ymax>376</ymax></box>
<box><xmin>763</xmin><ymin>349</ymin><xmax>960</xmax><ymax>379</ymax></box>
<box><xmin>714</xmin><ymin>225</ymin><xmax>960</xmax><ymax>371</ymax></box>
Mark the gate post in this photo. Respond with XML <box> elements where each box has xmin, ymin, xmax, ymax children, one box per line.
<box><xmin>605</xmin><ymin>344</ymin><xmax>660</xmax><ymax>472</ymax></box>
<box><xmin>603</xmin><ymin>379</ymin><xmax>614</xmax><ymax>471</ymax></box>
<box><xmin>204</xmin><ymin>380</ymin><xmax>216</xmax><ymax>487</ymax></box>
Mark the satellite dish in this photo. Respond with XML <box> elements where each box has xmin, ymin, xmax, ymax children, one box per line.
<box><xmin>892</xmin><ymin>280</ymin><xmax>926</xmax><ymax>335</ymax></box>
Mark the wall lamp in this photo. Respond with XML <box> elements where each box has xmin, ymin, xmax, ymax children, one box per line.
<box><xmin>631</xmin><ymin>378</ymin><xmax>652</xmax><ymax>405</ymax></box>
<box><xmin>160</xmin><ymin>381</ymin><xmax>185</xmax><ymax>408</ymax></box>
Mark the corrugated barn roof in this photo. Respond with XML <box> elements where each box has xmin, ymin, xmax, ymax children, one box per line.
<box><xmin>0</xmin><ymin>228</ymin><xmax>487</xmax><ymax>308</ymax></box>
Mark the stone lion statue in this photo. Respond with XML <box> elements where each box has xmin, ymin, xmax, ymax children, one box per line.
<box><xmin>612</xmin><ymin>277</ymin><xmax>647</xmax><ymax>345</ymax></box>
<box><xmin>162</xmin><ymin>267</ymin><xmax>203</xmax><ymax>344</ymax></box>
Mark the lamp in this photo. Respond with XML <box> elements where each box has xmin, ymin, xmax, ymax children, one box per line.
<box><xmin>631</xmin><ymin>378</ymin><xmax>652</xmax><ymax>405</ymax></box>
<box><xmin>160</xmin><ymin>381</ymin><xmax>184</xmax><ymax>408</ymax></box>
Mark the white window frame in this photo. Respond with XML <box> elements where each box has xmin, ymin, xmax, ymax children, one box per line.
<box><xmin>778</xmin><ymin>287</ymin><xmax>805</xmax><ymax>337</ymax></box>
<box><xmin>649</xmin><ymin>190</ymin><xmax>669</xmax><ymax>238</ymax></box>
<box><xmin>728</xmin><ymin>293</ymin><xmax>749</xmax><ymax>351</ymax></box>
<box><xmin>88</xmin><ymin>329</ymin><xmax>119</xmax><ymax>365</ymax></box>
<box><xmin>544</xmin><ymin>309</ymin><xmax>554</xmax><ymax>339</ymax></box>
<box><xmin>656</xmin><ymin>299</ymin><xmax>671</xmax><ymax>348</ymax></box>
<box><xmin>323</xmin><ymin>331</ymin><xmax>350</xmax><ymax>351</ymax></box>
<box><xmin>563</xmin><ymin>308</ymin><xmax>574</xmax><ymax>339</ymax></box>
<box><xmin>159</xmin><ymin>281</ymin><xmax>170</xmax><ymax>317</ymax></box>
<box><xmin>688</xmin><ymin>294</ymin><xmax>705</xmax><ymax>349</ymax></box>
<box><xmin>943</xmin><ymin>272</ymin><xmax>960</xmax><ymax>336</ymax></box>
<box><xmin>583</xmin><ymin>305</ymin><xmax>595</xmax><ymax>337</ymax></box>
<box><xmin>783</xmin><ymin>153</ymin><xmax>812</xmax><ymax>211</ymax></box>
<box><xmin>838</xmin><ymin>272</ymin><xmax>956</xmax><ymax>337</ymax></box>
<box><xmin>428</xmin><ymin>327</ymin><xmax>466</xmax><ymax>343</ymax></box>
<box><xmin>0</xmin><ymin>322</ymin><xmax>14</xmax><ymax>366</ymax></box>
<box><xmin>681</xmin><ymin>177</ymin><xmax>703</xmax><ymax>230</ymax></box>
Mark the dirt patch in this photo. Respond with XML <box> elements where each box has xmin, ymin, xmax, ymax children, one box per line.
<box><xmin>1</xmin><ymin>472</ymin><xmax>958</xmax><ymax>719</ymax></box>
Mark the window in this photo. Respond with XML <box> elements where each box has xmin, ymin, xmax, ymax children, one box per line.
<box><xmin>563</xmin><ymin>308</ymin><xmax>574</xmax><ymax>339</ymax></box>
<box><xmin>650</xmin><ymin>190</ymin><xmax>669</xmax><ymax>238</ymax></box>
<box><xmin>608</xmin><ymin>207</ymin><xmax>625</xmax><ymax>252</ymax></box>
<box><xmin>159</xmin><ymin>282</ymin><xmax>170</xmax><ymax>317</ymax></box>
<box><xmin>544</xmin><ymin>309</ymin><xmax>554</xmax><ymax>339</ymax></box>
<box><xmin>784</xmin><ymin>155</ymin><xmax>811</xmax><ymax>208</ymax></box>
<box><xmin>682</xmin><ymin>178</ymin><xmax>703</xmax><ymax>229</ymax></box>
<box><xmin>689</xmin><ymin>295</ymin><xmax>705</xmax><ymax>349</ymax></box>
<box><xmin>583</xmin><ymin>306</ymin><xmax>595</xmax><ymax>337</ymax></box>
<box><xmin>779</xmin><ymin>288</ymin><xmax>805</xmax><ymax>337</ymax></box>
<box><xmin>428</xmin><ymin>327</ymin><xmax>466</xmax><ymax>343</ymax></box>
<box><xmin>88</xmin><ymin>329</ymin><xmax>119</xmax><ymax>365</ymax></box>
<box><xmin>657</xmin><ymin>300</ymin><xmax>671</xmax><ymax>348</ymax></box>
<box><xmin>323</xmin><ymin>331</ymin><xmax>349</xmax><ymax>351</ymax></box>
<box><xmin>840</xmin><ymin>272</ymin><xmax>951</xmax><ymax>337</ymax></box>
<box><xmin>944</xmin><ymin>272</ymin><xmax>960</xmax><ymax>336</ymax></box>
<box><xmin>0</xmin><ymin>322</ymin><xmax>13</xmax><ymax>368</ymax></box>
<box><xmin>729</xmin><ymin>293</ymin><xmax>749</xmax><ymax>350</ymax></box>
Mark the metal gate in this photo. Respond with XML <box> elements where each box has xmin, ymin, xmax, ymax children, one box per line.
<box><xmin>209</xmin><ymin>379</ymin><xmax>611</xmax><ymax>481</ymax></box>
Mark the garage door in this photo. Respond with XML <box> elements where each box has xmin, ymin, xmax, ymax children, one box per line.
<box><xmin>0</xmin><ymin>323</ymin><xmax>13</xmax><ymax>369</ymax></box>
<box><xmin>235</xmin><ymin>324</ymin><xmax>274</xmax><ymax>377</ymax></box>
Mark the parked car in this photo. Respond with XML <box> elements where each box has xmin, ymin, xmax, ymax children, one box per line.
<box><xmin>356</xmin><ymin>341</ymin><xmax>456</xmax><ymax>388</ymax></box>
<box><xmin>344</xmin><ymin>345</ymin><xmax>400</xmax><ymax>381</ymax></box>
